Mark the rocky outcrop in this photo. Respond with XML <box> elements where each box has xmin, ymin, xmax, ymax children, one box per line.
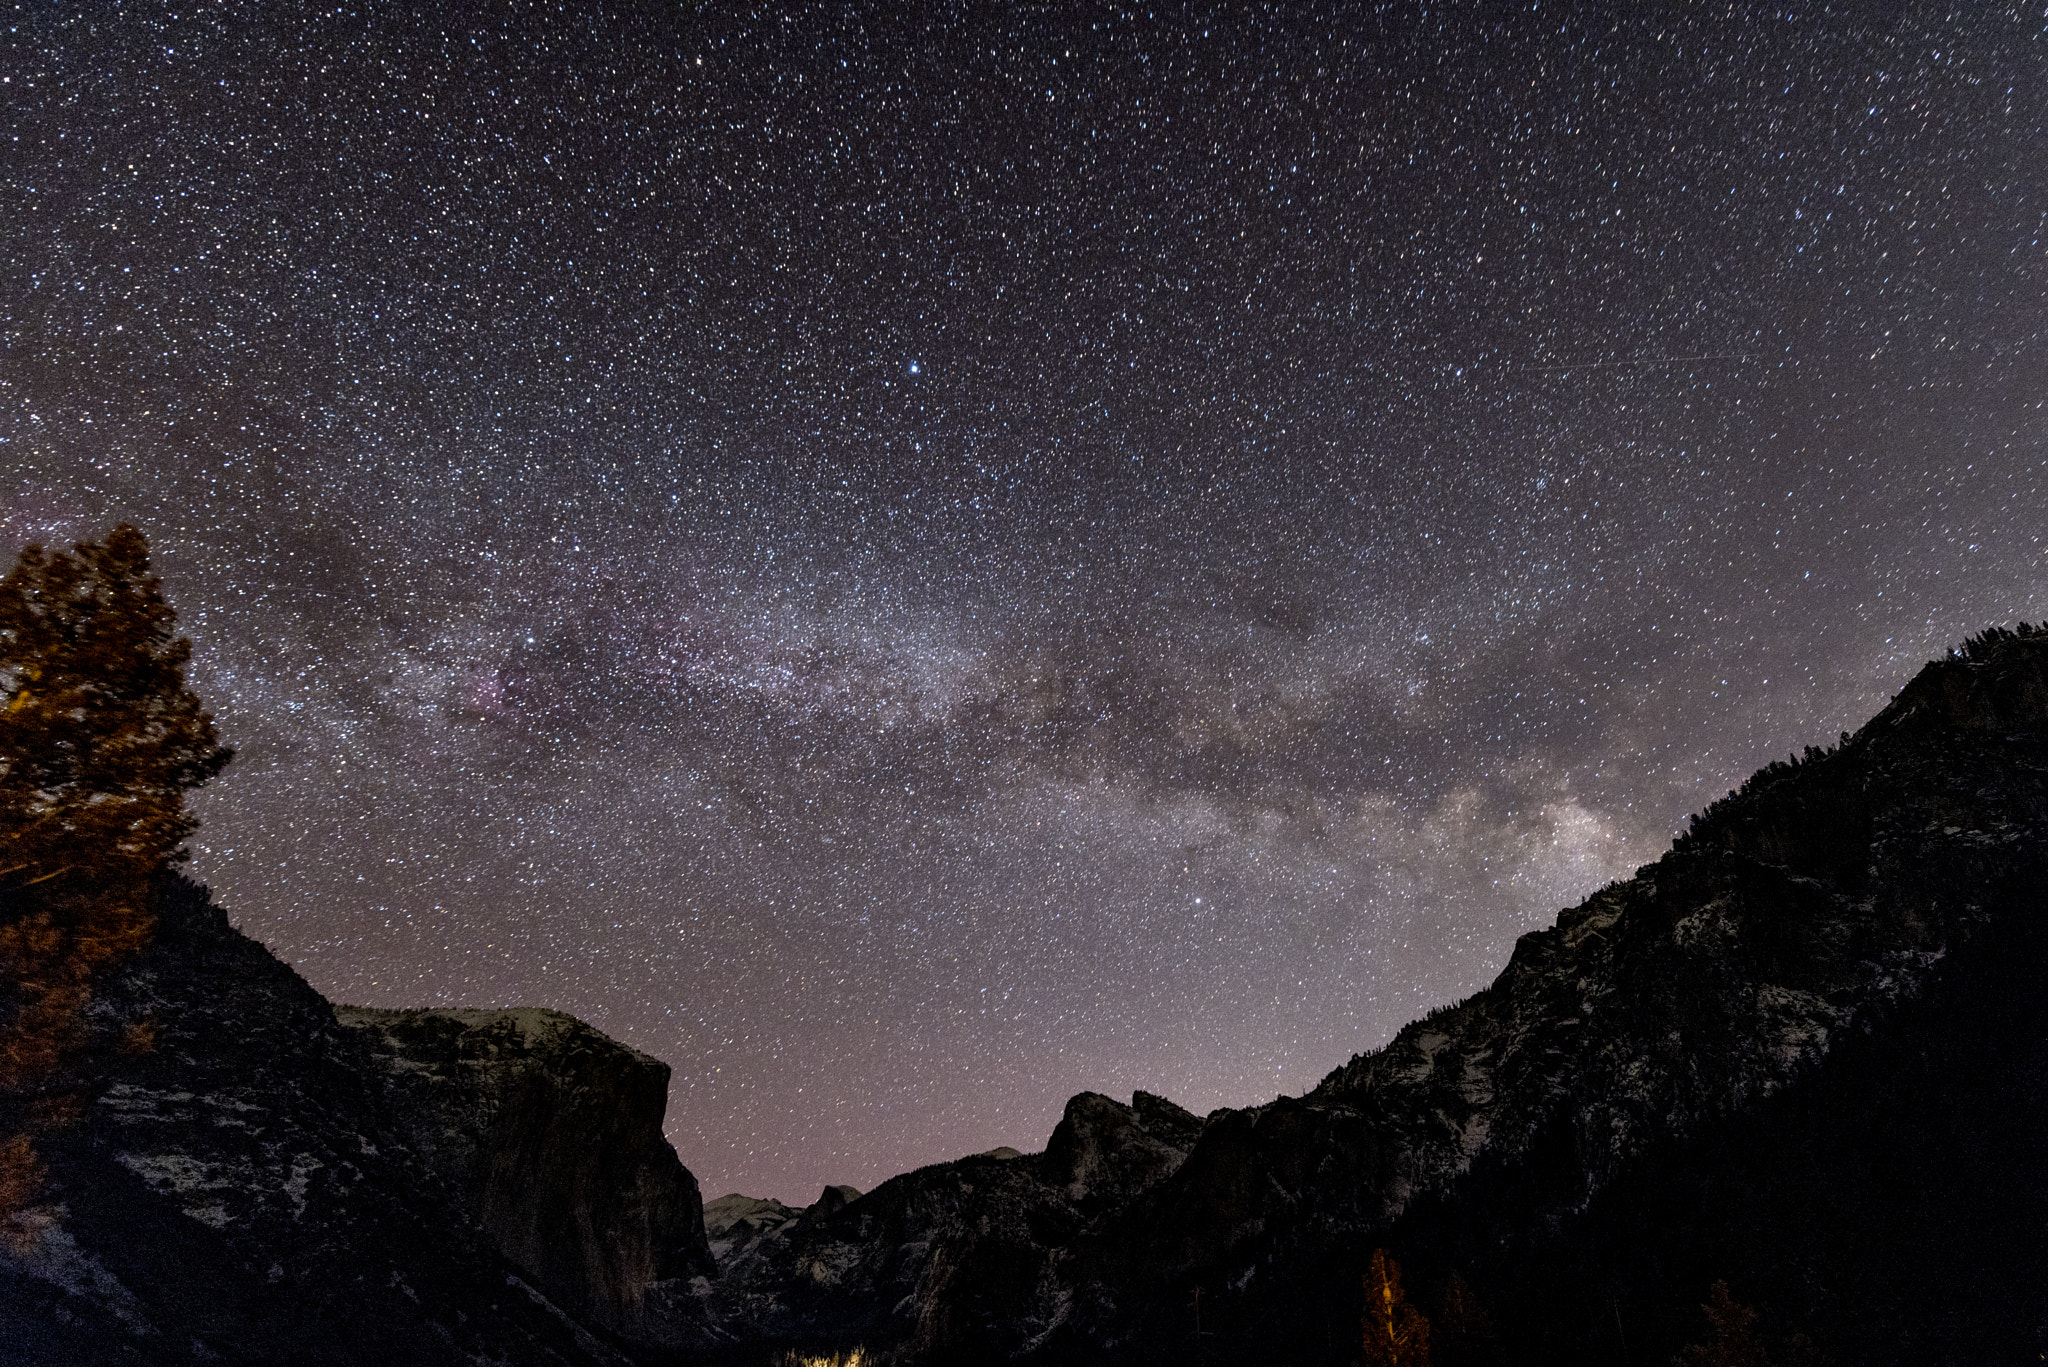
<box><xmin>0</xmin><ymin>876</ymin><xmax>644</xmax><ymax>1366</ymax></box>
<box><xmin>699</xmin><ymin>1089</ymin><xmax>1208</xmax><ymax>1360</ymax></box>
<box><xmin>715</xmin><ymin>1148</ymin><xmax>1080</xmax><ymax>1359</ymax></box>
<box><xmin>705</xmin><ymin>1192</ymin><xmax>804</xmax><ymax>1262</ymax></box>
<box><xmin>337</xmin><ymin>1006</ymin><xmax>716</xmax><ymax>1348</ymax></box>
<box><xmin>0</xmin><ymin>879</ymin><xmax>715</xmax><ymax>1366</ymax></box>
<box><xmin>1043</xmin><ymin>1091</ymin><xmax>1200</xmax><ymax>1212</ymax></box>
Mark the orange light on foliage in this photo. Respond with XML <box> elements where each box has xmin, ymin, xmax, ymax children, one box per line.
<box><xmin>1362</xmin><ymin>1247</ymin><xmax>1433</xmax><ymax>1367</ymax></box>
<box><xmin>0</xmin><ymin>525</ymin><xmax>231</xmax><ymax>1231</ymax></box>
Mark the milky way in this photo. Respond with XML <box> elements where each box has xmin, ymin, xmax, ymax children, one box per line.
<box><xmin>5</xmin><ymin>4</ymin><xmax>2043</xmax><ymax>1200</ymax></box>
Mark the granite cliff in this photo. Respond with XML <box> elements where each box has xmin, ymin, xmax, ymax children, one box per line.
<box><xmin>0</xmin><ymin>880</ymin><xmax>716</xmax><ymax>1366</ymax></box>
<box><xmin>338</xmin><ymin>1005</ymin><xmax>716</xmax><ymax>1346</ymax></box>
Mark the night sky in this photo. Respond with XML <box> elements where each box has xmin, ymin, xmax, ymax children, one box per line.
<box><xmin>5</xmin><ymin>3</ymin><xmax>2043</xmax><ymax>1202</ymax></box>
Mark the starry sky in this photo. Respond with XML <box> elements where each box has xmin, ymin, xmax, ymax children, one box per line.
<box><xmin>5</xmin><ymin>2</ymin><xmax>2044</xmax><ymax>1202</ymax></box>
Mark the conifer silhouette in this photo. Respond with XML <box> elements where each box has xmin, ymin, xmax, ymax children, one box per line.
<box><xmin>1673</xmin><ymin>1281</ymin><xmax>1764</xmax><ymax>1367</ymax></box>
<box><xmin>1435</xmin><ymin>1271</ymin><xmax>1503</xmax><ymax>1367</ymax></box>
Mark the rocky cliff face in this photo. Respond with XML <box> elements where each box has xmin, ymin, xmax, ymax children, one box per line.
<box><xmin>337</xmin><ymin>1006</ymin><xmax>715</xmax><ymax>1347</ymax></box>
<box><xmin>694</xmin><ymin>1089</ymin><xmax>1206</xmax><ymax>1360</ymax></box>
<box><xmin>1044</xmin><ymin>1091</ymin><xmax>1201</xmax><ymax>1214</ymax></box>
<box><xmin>703</xmin><ymin>630</ymin><xmax>2048</xmax><ymax>1365</ymax></box>
<box><xmin>0</xmin><ymin>879</ymin><xmax>715</xmax><ymax>1366</ymax></box>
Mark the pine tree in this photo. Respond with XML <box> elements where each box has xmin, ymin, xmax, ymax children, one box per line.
<box><xmin>1672</xmin><ymin>1281</ymin><xmax>1765</xmax><ymax>1367</ymax></box>
<box><xmin>0</xmin><ymin>525</ymin><xmax>229</xmax><ymax>1232</ymax></box>
<box><xmin>0</xmin><ymin>526</ymin><xmax>228</xmax><ymax>899</ymax></box>
<box><xmin>1435</xmin><ymin>1271</ymin><xmax>1503</xmax><ymax>1367</ymax></box>
<box><xmin>1362</xmin><ymin>1248</ymin><xmax>1433</xmax><ymax>1367</ymax></box>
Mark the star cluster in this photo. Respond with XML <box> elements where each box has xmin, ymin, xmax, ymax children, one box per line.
<box><xmin>5</xmin><ymin>3</ymin><xmax>2043</xmax><ymax>1200</ymax></box>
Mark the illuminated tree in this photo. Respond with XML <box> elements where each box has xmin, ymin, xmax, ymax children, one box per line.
<box><xmin>1362</xmin><ymin>1248</ymin><xmax>1433</xmax><ymax>1367</ymax></box>
<box><xmin>0</xmin><ymin>525</ymin><xmax>229</xmax><ymax>1227</ymax></box>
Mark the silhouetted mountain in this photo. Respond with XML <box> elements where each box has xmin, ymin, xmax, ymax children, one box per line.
<box><xmin>703</xmin><ymin>628</ymin><xmax>2048</xmax><ymax>1364</ymax></box>
<box><xmin>9</xmin><ymin>629</ymin><xmax>2048</xmax><ymax>1364</ymax></box>
<box><xmin>0</xmin><ymin>877</ymin><xmax>715</xmax><ymax>1366</ymax></box>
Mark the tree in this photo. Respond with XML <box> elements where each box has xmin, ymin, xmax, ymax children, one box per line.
<box><xmin>1362</xmin><ymin>1248</ymin><xmax>1433</xmax><ymax>1367</ymax></box>
<box><xmin>1672</xmin><ymin>1281</ymin><xmax>1765</xmax><ymax>1367</ymax></box>
<box><xmin>0</xmin><ymin>525</ymin><xmax>228</xmax><ymax>899</ymax></box>
<box><xmin>1435</xmin><ymin>1271</ymin><xmax>1504</xmax><ymax>1367</ymax></box>
<box><xmin>1672</xmin><ymin>1281</ymin><xmax>1829</xmax><ymax>1367</ymax></box>
<box><xmin>0</xmin><ymin>525</ymin><xmax>229</xmax><ymax>1231</ymax></box>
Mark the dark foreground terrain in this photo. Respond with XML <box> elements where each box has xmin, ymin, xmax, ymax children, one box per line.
<box><xmin>7</xmin><ymin>628</ymin><xmax>2048</xmax><ymax>1364</ymax></box>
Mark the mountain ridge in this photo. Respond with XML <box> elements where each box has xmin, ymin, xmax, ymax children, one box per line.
<box><xmin>708</xmin><ymin>627</ymin><xmax>2048</xmax><ymax>1363</ymax></box>
<box><xmin>7</xmin><ymin>628</ymin><xmax>2048</xmax><ymax>1363</ymax></box>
